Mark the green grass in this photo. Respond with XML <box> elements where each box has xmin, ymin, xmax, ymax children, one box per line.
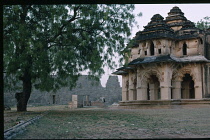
<box><xmin>4</xmin><ymin>110</ymin><xmax>44</xmax><ymax>130</ymax></box>
<box><xmin>12</xmin><ymin>107</ymin><xmax>210</xmax><ymax>139</ymax></box>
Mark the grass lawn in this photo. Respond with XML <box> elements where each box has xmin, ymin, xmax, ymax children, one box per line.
<box><xmin>6</xmin><ymin>105</ymin><xmax>210</xmax><ymax>139</ymax></box>
<box><xmin>4</xmin><ymin>105</ymin><xmax>70</xmax><ymax>130</ymax></box>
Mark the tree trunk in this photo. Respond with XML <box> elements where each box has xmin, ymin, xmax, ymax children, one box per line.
<box><xmin>14</xmin><ymin>6</ymin><xmax>33</xmax><ymax>112</ymax></box>
<box><xmin>16</xmin><ymin>69</ymin><xmax>32</xmax><ymax>112</ymax></box>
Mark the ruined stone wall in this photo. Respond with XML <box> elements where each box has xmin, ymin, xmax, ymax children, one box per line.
<box><xmin>105</xmin><ymin>76</ymin><xmax>122</xmax><ymax>104</ymax></box>
<box><xmin>4</xmin><ymin>75</ymin><xmax>122</xmax><ymax>107</ymax></box>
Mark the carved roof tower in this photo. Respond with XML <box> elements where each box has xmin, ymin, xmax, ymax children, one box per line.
<box><xmin>134</xmin><ymin>14</ymin><xmax>174</xmax><ymax>42</ymax></box>
<box><xmin>131</xmin><ymin>6</ymin><xmax>203</xmax><ymax>47</ymax></box>
<box><xmin>112</xmin><ymin>6</ymin><xmax>210</xmax><ymax>75</ymax></box>
<box><xmin>165</xmin><ymin>6</ymin><xmax>187</xmax><ymax>28</ymax></box>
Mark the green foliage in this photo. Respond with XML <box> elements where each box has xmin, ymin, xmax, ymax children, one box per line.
<box><xmin>119</xmin><ymin>38</ymin><xmax>135</xmax><ymax>65</ymax></box>
<box><xmin>195</xmin><ymin>16</ymin><xmax>210</xmax><ymax>30</ymax></box>
<box><xmin>3</xmin><ymin>5</ymin><xmax>138</xmax><ymax>92</ymax></box>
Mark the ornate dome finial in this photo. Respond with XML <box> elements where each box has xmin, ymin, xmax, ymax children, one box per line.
<box><xmin>165</xmin><ymin>6</ymin><xmax>187</xmax><ymax>31</ymax></box>
<box><xmin>151</xmin><ymin>14</ymin><xmax>164</xmax><ymax>22</ymax></box>
<box><xmin>168</xmin><ymin>6</ymin><xmax>184</xmax><ymax>15</ymax></box>
<box><xmin>134</xmin><ymin>13</ymin><xmax>174</xmax><ymax>41</ymax></box>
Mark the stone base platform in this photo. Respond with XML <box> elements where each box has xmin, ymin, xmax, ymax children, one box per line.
<box><xmin>118</xmin><ymin>99</ymin><xmax>210</xmax><ymax>109</ymax></box>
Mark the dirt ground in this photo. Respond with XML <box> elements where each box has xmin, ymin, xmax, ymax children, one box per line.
<box><xmin>4</xmin><ymin>105</ymin><xmax>210</xmax><ymax>139</ymax></box>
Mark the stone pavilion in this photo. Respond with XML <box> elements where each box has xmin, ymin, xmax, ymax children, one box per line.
<box><xmin>113</xmin><ymin>6</ymin><xmax>210</xmax><ymax>107</ymax></box>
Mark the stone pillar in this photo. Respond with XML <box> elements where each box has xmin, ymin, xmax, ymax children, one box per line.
<box><xmin>136</xmin><ymin>69</ymin><xmax>141</xmax><ymax>100</ymax></box>
<box><xmin>193</xmin><ymin>64</ymin><xmax>203</xmax><ymax>99</ymax></box>
<box><xmin>160</xmin><ymin>65</ymin><xmax>172</xmax><ymax>100</ymax></box>
<box><xmin>195</xmin><ymin>81</ymin><xmax>203</xmax><ymax>99</ymax></box>
<box><xmin>137</xmin><ymin>86</ymin><xmax>148</xmax><ymax>100</ymax></box>
<box><xmin>72</xmin><ymin>95</ymin><xmax>83</xmax><ymax>108</ymax></box>
<box><xmin>126</xmin><ymin>91</ymin><xmax>129</xmax><ymax>101</ymax></box>
<box><xmin>129</xmin><ymin>89</ymin><xmax>135</xmax><ymax>101</ymax></box>
<box><xmin>160</xmin><ymin>86</ymin><xmax>171</xmax><ymax>100</ymax></box>
<box><xmin>160</xmin><ymin>79</ymin><xmax>172</xmax><ymax>100</ymax></box>
<box><xmin>122</xmin><ymin>91</ymin><xmax>127</xmax><ymax>101</ymax></box>
<box><xmin>172</xmin><ymin>81</ymin><xmax>181</xmax><ymax>99</ymax></box>
<box><xmin>128</xmin><ymin>71</ymin><xmax>137</xmax><ymax>101</ymax></box>
<box><xmin>122</xmin><ymin>75</ymin><xmax>129</xmax><ymax>101</ymax></box>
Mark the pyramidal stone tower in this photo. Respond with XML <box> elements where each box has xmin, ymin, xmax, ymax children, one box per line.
<box><xmin>113</xmin><ymin>6</ymin><xmax>210</xmax><ymax>107</ymax></box>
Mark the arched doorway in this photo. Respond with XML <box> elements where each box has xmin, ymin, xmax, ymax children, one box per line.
<box><xmin>183</xmin><ymin>42</ymin><xmax>187</xmax><ymax>55</ymax></box>
<box><xmin>147</xmin><ymin>75</ymin><xmax>160</xmax><ymax>100</ymax></box>
<box><xmin>147</xmin><ymin>83</ymin><xmax>150</xmax><ymax>100</ymax></box>
<box><xmin>150</xmin><ymin>42</ymin><xmax>155</xmax><ymax>56</ymax></box>
<box><xmin>52</xmin><ymin>95</ymin><xmax>56</xmax><ymax>104</ymax></box>
<box><xmin>181</xmin><ymin>74</ymin><xmax>195</xmax><ymax>99</ymax></box>
<box><xmin>200</xmin><ymin>38</ymin><xmax>203</xmax><ymax>44</ymax></box>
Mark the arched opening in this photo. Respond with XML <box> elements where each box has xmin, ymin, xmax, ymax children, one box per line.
<box><xmin>145</xmin><ymin>51</ymin><xmax>147</xmax><ymax>55</ymax></box>
<box><xmin>181</xmin><ymin>74</ymin><xmax>195</xmax><ymax>99</ymax></box>
<box><xmin>138</xmin><ymin>49</ymin><xmax>141</xmax><ymax>54</ymax></box>
<box><xmin>158</xmin><ymin>49</ymin><xmax>161</xmax><ymax>54</ymax></box>
<box><xmin>53</xmin><ymin>95</ymin><xmax>56</xmax><ymax>104</ymax></box>
<box><xmin>147</xmin><ymin>83</ymin><xmax>150</xmax><ymax>100</ymax></box>
<box><xmin>158</xmin><ymin>87</ymin><xmax>161</xmax><ymax>100</ymax></box>
<box><xmin>147</xmin><ymin>75</ymin><xmax>160</xmax><ymax>100</ymax></box>
<box><xmin>200</xmin><ymin>38</ymin><xmax>203</xmax><ymax>44</ymax></box>
<box><xmin>150</xmin><ymin>42</ymin><xmax>155</xmax><ymax>56</ymax></box>
<box><xmin>183</xmin><ymin>42</ymin><xmax>187</xmax><ymax>55</ymax></box>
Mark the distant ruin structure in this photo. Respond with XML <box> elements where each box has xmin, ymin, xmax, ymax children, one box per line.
<box><xmin>113</xmin><ymin>6</ymin><xmax>210</xmax><ymax>107</ymax></box>
<box><xmin>4</xmin><ymin>75</ymin><xmax>121</xmax><ymax>107</ymax></box>
<box><xmin>69</xmin><ymin>95</ymin><xmax>84</xmax><ymax>108</ymax></box>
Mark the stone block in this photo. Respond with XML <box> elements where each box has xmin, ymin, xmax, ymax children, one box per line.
<box><xmin>71</xmin><ymin>95</ymin><xmax>84</xmax><ymax>108</ymax></box>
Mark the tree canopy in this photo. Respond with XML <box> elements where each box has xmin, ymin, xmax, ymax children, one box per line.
<box><xmin>195</xmin><ymin>16</ymin><xmax>210</xmax><ymax>30</ymax></box>
<box><xmin>3</xmin><ymin>4</ymin><xmax>139</xmax><ymax>111</ymax></box>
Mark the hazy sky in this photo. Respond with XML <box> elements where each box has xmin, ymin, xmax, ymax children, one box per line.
<box><xmin>95</xmin><ymin>4</ymin><xmax>210</xmax><ymax>87</ymax></box>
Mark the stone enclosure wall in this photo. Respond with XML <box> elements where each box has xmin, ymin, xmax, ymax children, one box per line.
<box><xmin>4</xmin><ymin>75</ymin><xmax>122</xmax><ymax>107</ymax></box>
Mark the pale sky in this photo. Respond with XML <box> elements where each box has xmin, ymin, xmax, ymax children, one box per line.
<box><xmin>88</xmin><ymin>4</ymin><xmax>210</xmax><ymax>87</ymax></box>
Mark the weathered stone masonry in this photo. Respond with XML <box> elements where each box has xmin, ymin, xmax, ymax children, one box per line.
<box><xmin>4</xmin><ymin>75</ymin><xmax>122</xmax><ymax>106</ymax></box>
<box><xmin>113</xmin><ymin>6</ymin><xmax>210</xmax><ymax>105</ymax></box>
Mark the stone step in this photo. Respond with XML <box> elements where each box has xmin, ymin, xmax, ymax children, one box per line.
<box><xmin>119</xmin><ymin>99</ymin><xmax>210</xmax><ymax>106</ymax></box>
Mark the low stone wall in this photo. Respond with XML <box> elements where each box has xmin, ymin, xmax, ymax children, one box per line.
<box><xmin>4</xmin><ymin>111</ymin><xmax>48</xmax><ymax>139</ymax></box>
<box><xmin>118</xmin><ymin>99</ymin><xmax>210</xmax><ymax>109</ymax></box>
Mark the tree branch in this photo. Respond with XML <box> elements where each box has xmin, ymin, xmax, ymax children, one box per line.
<box><xmin>47</xmin><ymin>6</ymin><xmax>81</xmax><ymax>46</ymax></box>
